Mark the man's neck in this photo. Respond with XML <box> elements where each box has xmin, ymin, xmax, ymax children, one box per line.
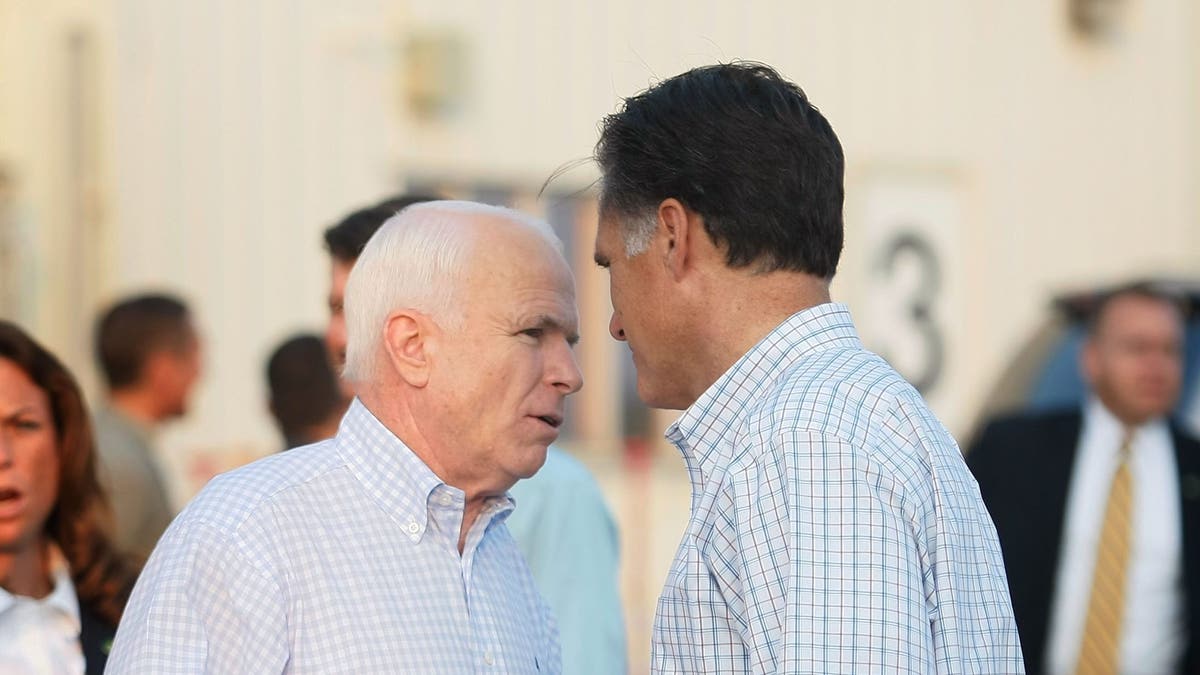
<box><xmin>357</xmin><ymin>388</ymin><xmax>510</xmax><ymax>555</ymax></box>
<box><xmin>1089</xmin><ymin>394</ymin><xmax>1162</xmax><ymax>431</ymax></box>
<box><xmin>109</xmin><ymin>388</ymin><xmax>164</xmax><ymax>426</ymax></box>
<box><xmin>685</xmin><ymin>273</ymin><xmax>832</xmax><ymax>404</ymax></box>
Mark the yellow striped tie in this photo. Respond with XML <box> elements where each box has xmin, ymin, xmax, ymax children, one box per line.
<box><xmin>1075</xmin><ymin>431</ymin><xmax>1135</xmax><ymax>675</ymax></box>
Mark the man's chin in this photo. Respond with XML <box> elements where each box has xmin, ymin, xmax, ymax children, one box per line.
<box><xmin>637</xmin><ymin>378</ymin><xmax>690</xmax><ymax>411</ymax></box>
<box><xmin>513</xmin><ymin>445</ymin><xmax>551</xmax><ymax>479</ymax></box>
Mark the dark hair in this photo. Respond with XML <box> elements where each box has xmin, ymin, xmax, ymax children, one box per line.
<box><xmin>0</xmin><ymin>321</ymin><xmax>138</xmax><ymax>625</ymax></box>
<box><xmin>1086</xmin><ymin>281</ymin><xmax>1190</xmax><ymax>336</ymax></box>
<box><xmin>595</xmin><ymin>61</ymin><xmax>845</xmax><ymax>277</ymax></box>
<box><xmin>95</xmin><ymin>294</ymin><xmax>193</xmax><ymax>390</ymax></box>
<box><xmin>266</xmin><ymin>334</ymin><xmax>346</xmax><ymax>448</ymax></box>
<box><xmin>323</xmin><ymin>194</ymin><xmax>441</xmax><ymax>262</ymax></box>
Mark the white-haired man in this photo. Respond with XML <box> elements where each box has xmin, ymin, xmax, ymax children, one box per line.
<box><xmin>108</xmin><ymin>201</ymin><xmax>582</xmax><ymax>673</ymax></box>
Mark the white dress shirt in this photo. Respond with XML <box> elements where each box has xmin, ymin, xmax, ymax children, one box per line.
<box><xmin>108</xmin><ymin>398</ymin><xmax>559</xmax><ymax>674</ymax></box>
<box><xmin>0</xmin><ymin>547</ymin><xmax>84</xmax><ymax>675</ymax></box>
<box><xmin>653</xmin><ymin>304</ymin><xmax>1023</xmax><ymax>673</ymax></box>
<box><xmin>1045</xmin><ymin>398</ymin><xmax>1186</xmax><ymax>675</ymax></box>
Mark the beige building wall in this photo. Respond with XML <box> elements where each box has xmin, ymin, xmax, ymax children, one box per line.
<box><xmin>393</xmin><ymin>0</ymin><xmax>1200</xmax><ymax>437</ymax></box>
<box><xmin>6</xmin><ymin>0</ymin><xmax>1195</xmax><ymax>473</ymax></box>
<box><xmin>0</xmin><ymin>0</ymin><xmax>115</xmax><ymax>392</ymax></box>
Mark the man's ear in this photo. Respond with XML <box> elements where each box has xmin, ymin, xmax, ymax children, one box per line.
<box><xmin>383</xmin><ymin>310</ymin><xmax>431</xmax><ymax>387</ymax></box>
<box><xmin>657</xmin><ymin>198</ymin><xmax>701</xmax><ymax>282</ymax></box>
<box><xmin>139</xmin><ymin>350</ymin><xmax>172</xmax><ymax>388</ymax></box>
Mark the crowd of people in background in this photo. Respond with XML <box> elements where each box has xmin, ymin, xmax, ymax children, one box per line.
<box><xmin>0</xmin><ymin>61</ymin><xmax>1196</xmax><ymax>674</ymax></box>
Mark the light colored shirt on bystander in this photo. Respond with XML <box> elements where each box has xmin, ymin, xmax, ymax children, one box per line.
<box><xmin>0</xmin><ymin>547</ymin><xmax>84</xmax><ymax>675</ymax></box>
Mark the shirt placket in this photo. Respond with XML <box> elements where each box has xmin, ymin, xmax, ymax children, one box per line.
<box><xmin>461</xmin><ymin>501</ymin><xmax>510</xmax><ymax>672</ymax></box>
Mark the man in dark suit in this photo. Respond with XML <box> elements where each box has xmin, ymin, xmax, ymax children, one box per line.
<box><xmin>970</xmin><ymin>284</ymin><xmax>1200</xmax><ymax>675</ymax></box>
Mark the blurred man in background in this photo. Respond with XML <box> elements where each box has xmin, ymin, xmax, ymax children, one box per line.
<box><xmin>322</xmin><ymin>195</ymin><xmax>627</xmax><ymax>673</ymax></box>
<box><xmin>265</xmin><ymin>333</ymin><xmax>349</xmax><ymax>450</ymax></box>
<box><xmin>93</xmin><ymin>294</ymin><xmax>202</xmax><ymax>560</ymax></box>
<box><xmin>323</xmin><ymin>194</ymin><xmax>439</xmax><ymax>378</ymax></box>
<box><xmin>108</xmin><ymin>201</ymin><xmax>575</xmax><ymax>672</ymax></box>
<box><xmin>593</xmin><ymin>62</ymin><xmax>1022</xmax><ymax>672</ymax></box>
<box><xmin>970</xmin><ymin>284</ymin><xmax>1200</xmax><ymax>674</ymax></box>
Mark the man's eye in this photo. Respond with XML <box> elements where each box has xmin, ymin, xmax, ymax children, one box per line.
<box><xmin>521</xmin><ymin>328</ymin><xmax>544</xmax><ymax>339</ymax></box>
<box><xmin>14</xmin><ymin>419</ymin><xmax>42</xmax><ymax>431</ymax></box>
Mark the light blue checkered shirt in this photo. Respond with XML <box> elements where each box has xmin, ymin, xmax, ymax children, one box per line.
<box><xmin>652</xmin><ymin>303</ymin><xmax>1024</xmax><ymax>674</ymax></box>
<box><xmin>108</xmin><ymin>398</ymin><xmax>560</xmax><ymax>674</ymax></box>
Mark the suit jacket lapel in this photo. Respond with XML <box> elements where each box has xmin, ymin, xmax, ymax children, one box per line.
<box><xmin>1022</xmin><ymin>411</ymin><xmax>1084</xmax><ymax>673</ymax></box>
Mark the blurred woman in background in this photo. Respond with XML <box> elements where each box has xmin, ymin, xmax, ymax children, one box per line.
<box><xmin>0</xmin><ymin>320</ymin><xmax>138</xmax><ymax>674</ymax></box>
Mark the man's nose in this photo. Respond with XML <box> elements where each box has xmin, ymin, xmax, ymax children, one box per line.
<box><xmin>609</xmin><ymin>313</ymin><xmax>626</xmax><ymax>342</ymax></box>
<box><xmin>551</xmin><ymin>342</ymin><xmax>584</xmax><ymax>395</ymax></box>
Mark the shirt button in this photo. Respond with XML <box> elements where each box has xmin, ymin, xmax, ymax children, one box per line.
<box><xmin>484</xmin><ymin>652</ymin><xmax>495</xmax><ymax>666</ymax></box>
<box><xmin>406</xmin><ymin>521</ymin><xmax>419</xmax><ymax>534</ymax></box>
<box><xmin>440</xmin><ymin>494</ymin><xmax>453</xmax><ymax>505</ymax></box>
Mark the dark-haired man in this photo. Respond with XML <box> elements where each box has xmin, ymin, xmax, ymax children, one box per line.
<box><xmin>593</xmin><ymin>62</ymin><xmax>1022</xmax><ymax>672</ymax></box>
<box><xmin>323</xmin><ymin>195</ymin><xmax>439</xmax><ymax>377</ymax></box>
<box><xmin>321</xmin><ymin>196</ymin><xmax>627</xmax><ymax>673</ymax></box>
<box><xmin>93</xmin><ymin>294</ymin><xmax>202</xmax><ymax>559</ymax></box>
<box><xmin>970</xmin><ymin>285</ymin><xmax>1200</xmax><ymax>674</ymax></box>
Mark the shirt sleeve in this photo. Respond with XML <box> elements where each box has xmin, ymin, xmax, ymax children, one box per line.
<box><xmin>714</xmin><ymin>430</ymin><xmax>935</xmax><ymax>674</ymax></box>
<box><xmin>716</xmin><ymin>428</ymin><xmax>1023</xmax><ymax>674</ymax></box>
<box><xmin>106</xmin><ymin>518</ymin><xmax>289</xmax><ymax>674</ymax></box>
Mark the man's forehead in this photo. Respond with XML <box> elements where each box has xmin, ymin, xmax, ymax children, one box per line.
<box><xmin>1092</xmin><ymin>302</ymin><xmax>1184</xmax><ymax>347</ymax></box>
<box><xmin>593</xmin><ymin>214</ymin><xmax>621</xmax><ymax>259</ymax></box>
<box><xmin>479</xmin><ymin>258</ymin><xmax>575</xmax><ymax>304</ymax></box>
<box><xmin>595</xmin><ymin>211</ymin><xmax>619</xmax><ymax>238</ymax></box>
<box><xmin>1099</xmin><ymin>294</ymin><xmax>1184</xmax><ymax>327</ymax></box>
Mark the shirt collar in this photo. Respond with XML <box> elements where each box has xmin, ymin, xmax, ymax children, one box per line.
<box><xmin>666</xmin><ymin>302</ymin><xmax>862</xmax><ymax>478</ymax></box>
<box><xmin>43</xmin><ymin>549</ymin><xmax>78</xmax><ymax>625</ymax></box>
<box><xmin>334</xmin><ymin>398</ymin><xmax>514</xmax><ymax>546</ymax></box>
<box><xmin>0</xmin><ymin>544</ymin><xmax>81</xmax><ymax>630</ymax></box>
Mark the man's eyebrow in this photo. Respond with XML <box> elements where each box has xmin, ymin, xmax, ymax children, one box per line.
<box><xmin>527</xmin><ymin>314</ymin><xmax>581</xmax><ymax>346</ymax></box>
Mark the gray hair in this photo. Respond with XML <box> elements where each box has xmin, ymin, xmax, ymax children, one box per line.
<box><xmin>598</xmin><ymin>187</ymin><xmax>656</xmax><ymax>257</ymax></box>
<box><xmin>620</xmin><ymin>210</ymin><xmax>657</xmax><ymax>257</ymax></box>
<box><xmin>342</xmin><ymin>200</ymin><xmax>563</xmax><ymax>382</ymax></box>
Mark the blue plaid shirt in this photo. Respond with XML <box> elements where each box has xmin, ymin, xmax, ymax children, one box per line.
<box><xmin>652</xmin><ymin>303</ymin><xmax>1023</xmax><ymax>674</ymax></box>
<box><xmin>108</xmin><ymin>399</ymin><xmax>560</xmax><ymax>674</ymax></box>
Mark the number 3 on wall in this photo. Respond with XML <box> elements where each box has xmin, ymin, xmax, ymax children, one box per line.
<box><xmin>874</xmin><ymin>230</ymin><xmax>945</xmax><ymax>395</ymax></box>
